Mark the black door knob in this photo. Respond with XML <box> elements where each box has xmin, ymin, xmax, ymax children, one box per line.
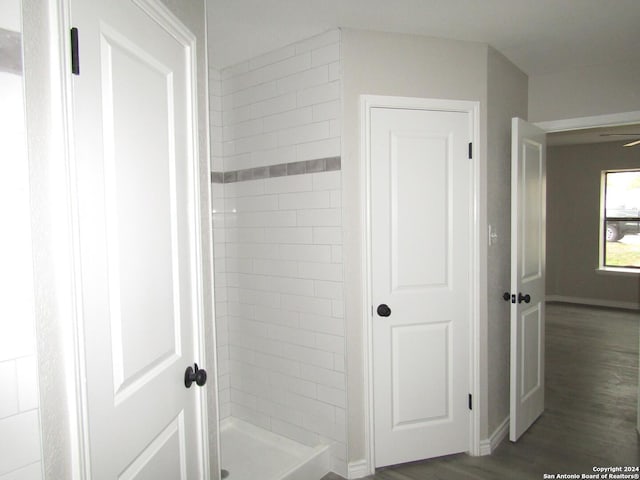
<box><xmin>377</xmin><ymin>304</ymin><xmax>391</xmax><ymax>317</ymax></box>
<box><xmin>184</xmin><ymin>363</ymin><xmax>207</xmax><ymax>388</ymax></box>
<box><xmin>518</xmin><ymin>293</ymin><xmax>531</xmax><ymax>304</ymax></box>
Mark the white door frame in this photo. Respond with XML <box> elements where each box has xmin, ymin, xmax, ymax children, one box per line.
<box><xmin>360</xmin><ymin>95</ymin><xmax>482</xmax><ymax>473</ymax></box>
<box><xmin>22</xmin><ymin>1</ymin><xmax>213</xmax><ymax>478</ymax></box>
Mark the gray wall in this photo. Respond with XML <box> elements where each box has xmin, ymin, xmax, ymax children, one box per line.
<box><xmin>546</xmin><ymin>142</ymin><xmax>640</xmax><ymax>307</ymax></box>
<box><xmin>528</xmin><ymin>59</ymin><xmax>640</xmax><ymax>122</ymax></box>
<box><xmin>486</xmin><ymin>47</ymin><xmax>528</xmax><ymax>434</ymax></box>
<box><xmin>341</xmin><ymin>28</ymin><xmax>492</xmax><ymax>464</ymax></box>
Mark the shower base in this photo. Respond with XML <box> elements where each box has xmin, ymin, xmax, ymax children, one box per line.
<box><xmin>219</xmin><ymin>417</ymin><xmax>330</xmax><ymax>480</ymax></box>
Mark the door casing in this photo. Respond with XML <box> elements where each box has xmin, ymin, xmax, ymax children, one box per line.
<box><xmin>359</xmin><ymin>95</ymin><xmax>482</xmax><ymax>474</ymax></box>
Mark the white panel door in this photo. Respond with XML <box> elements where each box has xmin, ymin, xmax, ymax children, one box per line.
<box><xmin>71</xmin><ymin>0</ymin><xmax>207</xmax><ymax>477</ymax></box>
<box><xmin>510</xmin><ymin>117</ymin><xmax>546</xmax><ymax>442</ymax></box>
<box><xmin>371</xmin><ymin>106</ymin><xmax>472</xmax><ymax>467</ymax></box>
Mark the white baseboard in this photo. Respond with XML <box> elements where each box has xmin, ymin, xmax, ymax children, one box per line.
<box><xmin>479</xmin><ymin>415</ymin><xmax>509</xmax><ymax>456</ymax></box>
<box><xmin>546</xmin><ymin>295</ymin><xmax>640</xmax><ymax>311</ymax></box>
<box><xmin>347</xmin><ymin>459</ymin><xmax>371</xmax><ymax>479</ymax></box>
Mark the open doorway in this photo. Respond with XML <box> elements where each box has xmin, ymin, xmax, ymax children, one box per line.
<box><xmin>545</xmin><ymin>122</ymin><xmax>640</xmax><ymax>308</ymax></box>
<box><xmin>542</xmin><ymin>119</ymin><xmax>640</xmax><ymax>455</ymax></box>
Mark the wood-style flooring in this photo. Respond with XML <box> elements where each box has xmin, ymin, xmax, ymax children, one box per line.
<box><xmin>323</xmin><ymin>303</ymin><xmax>640</xmax><ymax>480</ymax></box>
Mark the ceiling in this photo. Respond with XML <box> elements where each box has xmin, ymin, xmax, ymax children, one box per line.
<box><xmin>207</xmin><ymin>0</ymin><xmax>640</xmax><ymax>74</ymax></box>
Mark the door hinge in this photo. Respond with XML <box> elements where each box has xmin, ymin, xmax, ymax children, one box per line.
<box><xmin>468</xmin><ymin>142</ymin><xmax>472</xmax><ymax>159</ymax></box>
<box><xmin>468</xmin><ymin>394</ymin><xmax>473</xmax><ymax>410</ymax></box>
<box><xmin>71</xmin><ymin>27</ymin><xmax>80</xmax><ymax>75</ymax></box>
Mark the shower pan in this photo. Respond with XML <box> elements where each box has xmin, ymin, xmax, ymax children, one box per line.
<box><xmin>219</xmin><ymin>418</ymin><xmax>330</xmax><ymax>480</ymax></box>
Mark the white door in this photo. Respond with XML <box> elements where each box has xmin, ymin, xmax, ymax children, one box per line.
<box><xmin>371</xmin><ymin>106</ymin><xmax>473</xmax><ymax>467</ymax></box>
<box><xmin>510</xmin><ymin>117</ymin><xmax>546</xmax><ymax>442</ymax></box>
<box><xmin>71</xmin><ymin>0</ymin><xmax>207</xmax><ymax>477</ymax></box>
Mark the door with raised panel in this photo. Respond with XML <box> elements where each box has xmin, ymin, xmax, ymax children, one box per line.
<box><xmin>370</xmin><ymin>105</ymin><xmax>473</xmax><ymax>467</ymax></box>
<box><xmin>510</xmin><ymin>117</ymin><xmax>546</xmax><ymax>442</ymax></box>
<box><xmin>71</xmin><ymin>0</ymin><xmax>207</xmax><ymax>477</ymax></box>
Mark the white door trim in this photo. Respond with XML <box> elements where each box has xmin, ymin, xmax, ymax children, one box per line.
<box><xmin>359</xmin><ymin>95</ymin><xmax>481</xmax><ymax>474</ymax></box>
<box><xmin>23</xmin><ymin>1</ymin><xmax>211</xmax><ymax>478</ymax></box>
<box><xmin>23</xmin><ymin>0</ymin><xmax>90</xmax><ymax>477</ymax></box>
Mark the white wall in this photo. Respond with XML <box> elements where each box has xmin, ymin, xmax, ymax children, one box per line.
<box><xmin>0</xmin><ymin>4</ymin><xmax>43</xmax><ymax>479</ymax></box>
<box><xmin>341</xmin><ymin>29</ymin><xmax>490</xmax><ymax>466</ymax></box>
<box><xmin>213</xmin><ymin>30</ymin><xmax>347</xmax><ymax>475</ymax></box>
<box><xmin>528</xmin><ymin>59</ymin><xmax>640</xmax><ymax>122</ymax></box>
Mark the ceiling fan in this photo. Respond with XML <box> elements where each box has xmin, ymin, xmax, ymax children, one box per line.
<box><xmin>599</xmin><ymin>133</ymin><xmax>640</xmax><ymax>147</ymax></box>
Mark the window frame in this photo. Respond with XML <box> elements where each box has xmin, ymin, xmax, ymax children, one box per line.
<box><xmin>600</xmin><ymin>168</ymin><xmax>640</xmax><ymax>272</ymax></box>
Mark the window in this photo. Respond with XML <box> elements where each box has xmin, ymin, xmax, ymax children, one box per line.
<box><xmin>601</xmin><ymin>170</ymin><xmax>640</xmax><ymax>269</ymax></box>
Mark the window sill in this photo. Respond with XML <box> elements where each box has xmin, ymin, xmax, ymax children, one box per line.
<box><xmin>595</xmin><ymin>267</ymin><xmax>640</xmax><ymax>277</ymax></box>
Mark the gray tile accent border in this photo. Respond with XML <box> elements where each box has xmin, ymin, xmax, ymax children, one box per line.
<box><xmin>0</xmin><ymin>28</ymin><xmax>23</xmax><ymax>76</ymax></box>
<box><xmin>223</xmin><ymin>171</ymin><xmax>237</xmax><ymax>183</ymax></box>
<box><xmin>268</xmin><ymin>163</ymin><xmax>287</xmax><ymax>178</ymax></box>
<box><xmin>211</xmin><ymin>156</ymin><xmax>340</xmax><ymax>184</ymax></box>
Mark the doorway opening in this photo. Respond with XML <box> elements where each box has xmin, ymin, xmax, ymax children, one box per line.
<box><xmin>539</xmin><ymin>112</ymin><xmax>640</xmax><ymax>444</ymax></box>
<box><xmin>543</xmin><ymin>118</ymin><xmax>640</xmax><ymax>310</ymax></box>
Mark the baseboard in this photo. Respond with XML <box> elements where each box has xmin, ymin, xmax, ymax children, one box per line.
<box><xmin>546</xmin><ymin>295</ymin><xmax>640</xmax><ymax>311</ymax></box>
<box><xmin>479</xmin><ymin>415</ymin><xmax>509</xmax><ymax>456</ymax></box>
<box><xmin>347</xmin><ymin>459</ymin><xmax>371</xmax><ymax>479</ymax></box>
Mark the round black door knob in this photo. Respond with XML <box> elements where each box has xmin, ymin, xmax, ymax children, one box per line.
<box><xmin>184</xmin><ymin>363</ymin><xmax>207</xmax><ymax>388</ymax></box>
<box><xmin>377</xmin><ymin>304</ymin><xmax>391</xmax><ymax>317</ymax></box>
<box><xmin>518</xmin><ymin>293</ymin><xmax>531</xmax><ymax>304</ymax></box>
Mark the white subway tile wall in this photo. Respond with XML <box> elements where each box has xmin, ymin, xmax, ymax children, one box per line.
<box><xmin>212</xmin><ymin>30</ymin><xmax>346</xmax><ymax>475</ymax></box>
<box><xmin>221</xmin><ymin>30</ymin><xmax>341</xmax><ymax>172</ymax></box>
<box><xmin>209</xmin><ymin>69</ymin><xmax>232</xmax><ymax>420</ymax></box>
<box><xmin>0</xmin><ymin>67</ymin><xmax>43</xmax><ymax>478</ymax></box>
<box><xmin>210</xmin><ymin>68</ymin><xmax>224</xmax><ymax>172</ymax></box>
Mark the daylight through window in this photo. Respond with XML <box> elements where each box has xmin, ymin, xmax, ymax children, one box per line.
<box><xmin>602</xmin><ymin>170</ymin><xmax>640</xmax><ymax>269</ymax></box>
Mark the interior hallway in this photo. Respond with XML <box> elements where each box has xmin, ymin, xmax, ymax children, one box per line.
<box><xmin>324</xmin><ymin>302</ymin><xmax>640</xmax><ymax>479</ymax></box>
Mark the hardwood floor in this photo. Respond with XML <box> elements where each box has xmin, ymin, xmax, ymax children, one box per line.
<box><xmin>323</xmin><ymin>303</ymin><xmax>640</xmax><ymax>480</ymax></box>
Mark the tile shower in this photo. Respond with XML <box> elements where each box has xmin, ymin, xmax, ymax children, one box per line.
<box><xmin>209</xmin><ymin>30</ymin><xmax>347</xmax><ymax>479</ymax></box>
